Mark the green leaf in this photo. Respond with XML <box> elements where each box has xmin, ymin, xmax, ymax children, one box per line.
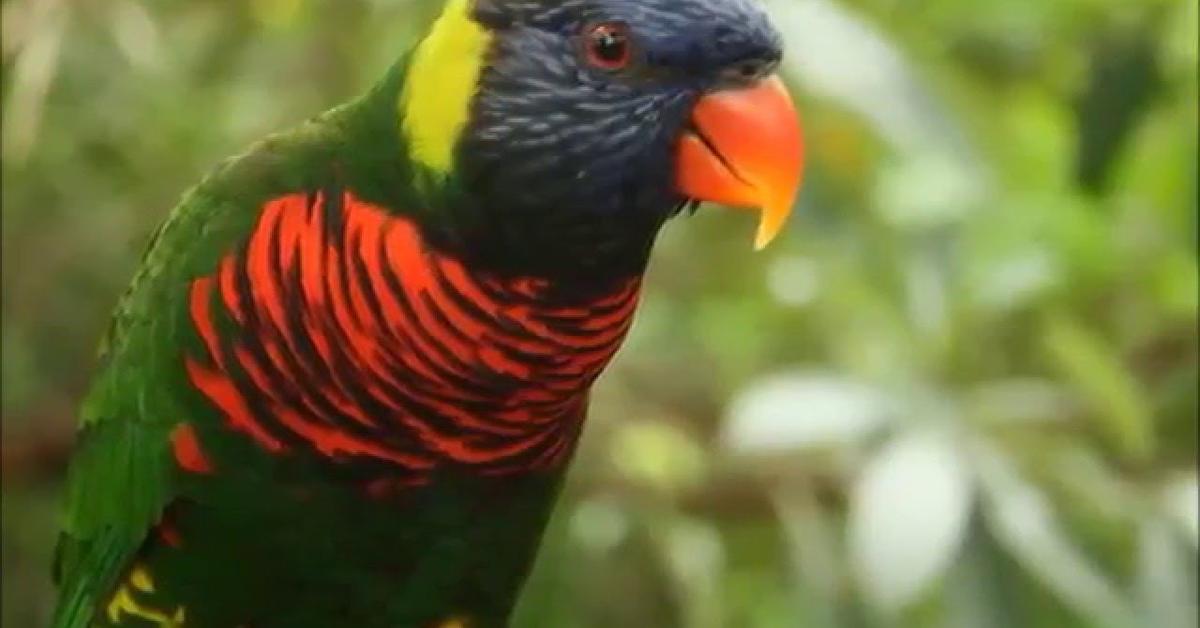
<box><xmin>978</xmin><ymin>446</ymin><xmax>1139</xmax><ymax>628</ymax></box>
<box><xmin>1043</xmin><ymin>313</ymin><xmax>1154</xmax><ymax>462</ymax></box>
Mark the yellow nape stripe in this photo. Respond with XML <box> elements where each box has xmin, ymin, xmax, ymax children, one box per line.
<box><xmin>402</xmin><ymin>0</ymin><xmax>493</xmax><ymax>175</ymax></box>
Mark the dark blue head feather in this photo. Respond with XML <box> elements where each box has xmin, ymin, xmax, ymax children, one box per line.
<box><xmin>451</xmin><ymin>0</ymin><xmax>783</xmax><ymax>283</ymax></box>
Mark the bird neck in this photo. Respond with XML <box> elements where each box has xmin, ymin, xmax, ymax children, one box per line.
<box><xmin>341</xmin><ymin>55</ymin><xmax>671</xmax><ymax>291</ymax></box>
<box><xmin>185</xmin><ymin>189</ymin><xmax>643</xmax><ymax>480</ymax></box>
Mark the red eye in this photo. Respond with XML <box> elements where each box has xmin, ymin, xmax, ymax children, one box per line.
<box><xmin>585</xmin><ymin>22</ymin><xmax>632</xmax><ymax>70</ymax></box>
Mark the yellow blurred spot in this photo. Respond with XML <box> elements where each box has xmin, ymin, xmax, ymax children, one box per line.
<box><xmin>130</xmin><ymin>566</ymin><xmax>155</xmax><ymax>593</ymax></box>
<box><xmin>812</xmin><ymin>111</ymin><xmax>872</xmax><ymax>185</ymax></box>
<box><xmin>610</xmin><ymin>421</ymin><xmax>705</xmax><ymax>493</ymax></box>
<box><xmin>105</xmin><ymin>564</ymin><xmax>186</xmax><ymax>626</ymax></box>
<box><xmin>251</xmin><ymin>0</ymin><xmax>303</xmax><ymax>30</ymax></box>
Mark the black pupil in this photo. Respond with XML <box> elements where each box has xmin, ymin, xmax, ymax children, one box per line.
<box><xmin>592</xmin><ymin>28</ymin><xmax>626</xmax><ymax>63</ymax></box>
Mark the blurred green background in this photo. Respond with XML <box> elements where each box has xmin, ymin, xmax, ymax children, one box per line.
<box><xmin>2</xmin><ymin>0</ymin><xmax>1196</xmax><ymax>626</ymax></box>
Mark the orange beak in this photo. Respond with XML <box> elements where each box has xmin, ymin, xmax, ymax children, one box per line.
<box><xmin>675</xmin><ymin>75</ymin><xmax>804</xmax><ymax>250</ymax></box>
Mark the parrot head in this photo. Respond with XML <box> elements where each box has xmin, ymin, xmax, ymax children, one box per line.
<box><xmin>399</xmin><ymin>0</ymin><xmax>803</xmax><ymax>278</ymax></box>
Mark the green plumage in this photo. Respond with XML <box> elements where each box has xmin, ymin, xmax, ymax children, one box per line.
<box><xmin>53</xmin><ymin>0</ymin><xmax>795</xmax><ymax>625</ymax></box>
<box><xmin>53</xmin><ymin>62</ymin><xmax>568</xmax><ymax>627</ymax></box>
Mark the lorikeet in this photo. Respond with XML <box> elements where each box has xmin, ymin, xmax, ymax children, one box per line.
<box><xmin>51</xmin><ymin>0</ymin><xmax>802</xmax><ymax>625</ymax></box>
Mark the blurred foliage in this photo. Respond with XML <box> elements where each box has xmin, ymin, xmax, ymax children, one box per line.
<box><xmin>2</xmin><ymin>0</ymin><xmax>1196</xmax><ymax>626</ymax></box>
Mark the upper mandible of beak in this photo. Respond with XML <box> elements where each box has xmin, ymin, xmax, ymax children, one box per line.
<box><xmin>675</xmin><ymin>75</ymin><xmax>804</xmax><ymax>250</ymax></box>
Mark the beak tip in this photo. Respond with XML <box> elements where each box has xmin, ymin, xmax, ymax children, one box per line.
<box><xmin>752</xmin><ymin>196</ymin><xmax>796</xmax><ymax>251</ymax></box>
<box><xmin>753</xmin><ymin>232</ymin><xmax>773</xmax><ymax>251</ymax></box>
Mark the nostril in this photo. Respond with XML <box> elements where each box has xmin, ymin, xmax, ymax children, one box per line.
<box><xmin>719</xmin><ymin>57</ymin><xmax>778</xmax><ymax>86</ymax></box>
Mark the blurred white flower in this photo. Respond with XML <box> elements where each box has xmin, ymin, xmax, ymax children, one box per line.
<box><xmin>1162</xmin><ymin>474</ymin><xmax>1199</xmax><ymax>548</ymax></box>
<box><xmin>972</xmin><ymin>249</ymin><xmax>1061</xmax><ymax>312</ymax></box>
<box><xmin>1136</xmin><ymin>516</ymin><xmax>1198</xmax><ymax>628</ymax></box>
<box><xmin>848</xmin><ymin>428</ymin><xmax>973</xmax><ymax>612</ymax></box>
<box><xmin>724</xmin><ymin>371</ymin><xmax>892</xmax><ymax>453</ymax></box>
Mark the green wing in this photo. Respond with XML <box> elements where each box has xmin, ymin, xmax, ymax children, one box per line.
<box><xmin>51</xmin><ymin>144</ymin><xmax>316</xmax><ymax>628</ymax></box>
<box><xmin>52</xmin><ymin>422</ymin><xmax>175</xmax><ymax>628</ymax></box>
<box><xmin>51</xmin><ymin>210</ymin><xmax>189</xmax><ymax>628</ymax></box>
<box><xmin>49</xmin><ymin>161</ymin><xmax>243</xmax><ymax>627</ymax></box>
<box><xmin>49</xmin><ymin>91</ymin><xmax>395</xmax><ymax>628</ymax></box>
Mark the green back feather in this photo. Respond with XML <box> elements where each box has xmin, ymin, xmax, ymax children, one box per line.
<box><xmin>53</xmin><ymin>15</ymin><xmax>519</xmax><ymax>620</ymax></box>
<box><xmin>51</xmin><ymin>89</ymin><xmax>401</xmax><ymax>626</ymax></box>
